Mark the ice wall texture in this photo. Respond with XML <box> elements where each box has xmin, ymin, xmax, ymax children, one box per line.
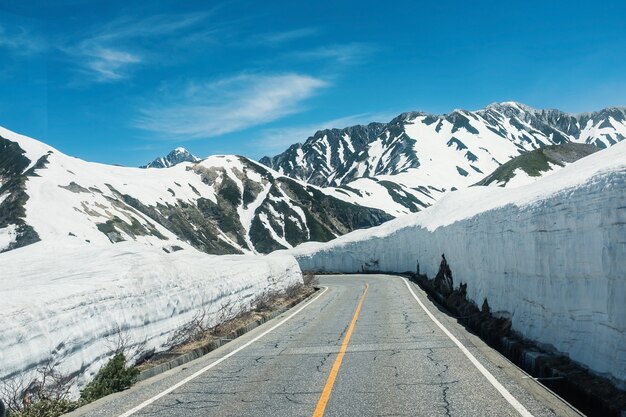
<box><xmin>0</xmin><ymin>241</ymin><xmax>302</xmax><ymax>394</ymax></box>
<box><xmin>292</xmin><ymin>142</ymin><xmax>626</xmax><ymax>383</ymax></box>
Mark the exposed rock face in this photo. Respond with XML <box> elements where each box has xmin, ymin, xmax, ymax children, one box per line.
<box><xmin>0</xmin><ymin>136</ymin><xmax>43</xmax><ymax>252</ymax></box>
<box><xmin>261</xmin><ymin>103</ymin><xmax>626</xmax><ymax>214</ymax></box>
<box><xmin>433</xmin><ymin>254</ymin><xmax>453</xmax><ymax>296</ymax></box>
<box><xmin>0</xmin><ymin>131</ymin><xmax>391</xmax><ymax>255</ymax></box>
<box><xmin>142</xmin><ymin>147</ymin><xmax>200</xmax><ymax>168</ymax></box>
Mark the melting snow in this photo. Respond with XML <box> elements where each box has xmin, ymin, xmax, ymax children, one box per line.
<box><xmin>0</xmin><ymin>240</ymin><xmax>302</xmax><ymax>395</ymax></box>
<box><xmin>291</xmin><ymin>141</ymin><xmax>626</xmax><ymax>383</ymax></box>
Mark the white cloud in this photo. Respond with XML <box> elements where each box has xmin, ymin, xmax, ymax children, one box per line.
<box><xmin>246</xmin><ymin>28</ymin><xmax>318</xmax><ymax>46</ymax></box>
<box><xmin>291</xmin><ymin>43</ymin><xmax>375</xmax><ymax>65</ymax></box>
<box><xmin>81</xmin><ymin>48</ymin><xmax>141</xmax><ymax>81</ymax></box>
<box><xmin>135</xmin><ymin>73</ymin><xmax>329</xmax><ymax>138</ymax></box>
<box><xmin>67</xmin><ymin>12</ymin><xmax>212</xmax><ymax>82</ymax></box>
<box><xmin>0</xmin><ymin>24</ymin><xmax>44</xmax><ymax>55</ymax></box>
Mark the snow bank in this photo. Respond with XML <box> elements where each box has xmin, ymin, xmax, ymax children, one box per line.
<box><xmin>0</xmin><ymin>240</ymin><xmax>302</xmax><ymax>394</ymax></box>
<box><xmin>291</xmin><ymin>141</ymin><xmax>626</xmax><ymax>383</ymax></box>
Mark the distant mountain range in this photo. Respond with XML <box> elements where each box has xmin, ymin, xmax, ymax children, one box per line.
<box><xmin>1</xmin><ymin>102</ymin><xmax>623</xmax><ymax>256</ymax></box>
<box><xmin>260</xmin><ymin>102</ymin><xmax>625</xmax><ymax>214</ymax></box>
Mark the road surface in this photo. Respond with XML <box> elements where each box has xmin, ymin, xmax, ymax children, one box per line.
<box><xmin>68</xmin><ymin>275</ymin><xmax>582</xmax><ymax>417</ymax></box>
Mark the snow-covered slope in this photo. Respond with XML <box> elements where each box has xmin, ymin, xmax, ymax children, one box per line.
<box><xmin>290</xmin><ymin>141</ymin><xmax>626</xmax><ymax>383</ymax></box>
<box><xmin>262</xmin><ymin>102</ymin><xmax>626</xmax><ymax>215</ymax></box>
<box><xmin>474</xmin><ymin>142</ymin><xmax>598</xmax><ymax>188</ymax></box>
<box><xmin>260</xmin><ymin>123</ymin><xmax>386</xmax><ymax>185</ymax></box>
<box><xmin>0</xmin><ymin>126</ymin><xmax>390</xmax><ymax>255</ymax></box>
<box><xmin>0</xmin><ymin>240</ymin><xmax>302</xmax><ymax>394</ymax></box>
<box><xmin>0</xmin><ymin>126</ymin><xmax>318</xmax><ymax>396</ymax></box>
<box><xmin>142</xmin><ymin>147</ymin><xmax>200</xmax><ymax>168</ymax></box>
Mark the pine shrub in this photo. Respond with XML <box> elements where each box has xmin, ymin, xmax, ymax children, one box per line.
<box><xmin>80</xmin><ymin>353</ymin><xmax>139</xmax><ymax>403</ymax></box>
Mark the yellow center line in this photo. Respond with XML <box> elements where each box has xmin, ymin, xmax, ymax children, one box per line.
<box><xmin>312</xmin><ymin>283</ymin><xmax>369</xmax><ymax>417</ymax></box>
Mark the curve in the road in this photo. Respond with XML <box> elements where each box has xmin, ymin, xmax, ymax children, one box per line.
<box><xmin>66</xmin><ymin>275</ymin><xmax>581</xmax><ymax>417</ymax></box>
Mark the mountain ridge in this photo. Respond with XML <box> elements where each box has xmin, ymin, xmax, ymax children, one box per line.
<box><xmin>262</xmin><ymin>102</ymin><xmax>626</xmax><ymax>184</ymax></box>
<box><xmin>259</xmin><ymin>102</ymin><xmax>625</xmax><ymax>214</ymax></box>
<box><xmin>0</xmin><ymin>127</ymin><xmax>391</xmax><ymax>255</ymax></box>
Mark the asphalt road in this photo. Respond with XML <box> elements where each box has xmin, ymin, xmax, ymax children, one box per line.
<box><xmin>68</xmin><ymin>275</ymin><xmax>582</xmax><ymax>417</ymax></box>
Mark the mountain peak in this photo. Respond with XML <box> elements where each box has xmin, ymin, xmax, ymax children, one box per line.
<box><xmin>485</xmin><ymin>101</ymin><xmax>538</xmax><ymax>113</ymax></box>
<box><xmin>142</xmin><ymin>147</ymin><xmax>200</xmax><ymax>169</ymax></box>
<box><xmin>259</xmin><ymin>102</ymin><xmax>625</xmax><ymax>201</ymax></box>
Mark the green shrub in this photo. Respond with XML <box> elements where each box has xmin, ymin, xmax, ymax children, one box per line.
<box><xmin>9</xmin><ymin>398</ymin><xmax>79</xmax><ymax>417</ymax></box>
<box><xmin>80</xmin><ymin>353</ymin><xmax>139</xmax><ymax>403</ymax></box>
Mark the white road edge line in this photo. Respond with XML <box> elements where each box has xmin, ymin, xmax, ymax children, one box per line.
<box><xmin>402</xmin><ymin>278</ymin><xmax>534</xmax><ymax>417</ymax></box>
<box><xmin>117</xmin><ymin>286</ymin><xmax>330</xmax><ymax>417</ymax></box>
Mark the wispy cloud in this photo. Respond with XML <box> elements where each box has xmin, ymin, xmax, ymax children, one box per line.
<box><xmin>291</xmin><ymin>43</ymin><xmax>375</xmax><ymax>65</ymax></box>
<box><xmin>246</xmin><ymin>27</ymin><xmax>318</xmax><ymax>46</ymax></box>
<box><xmin>135</xmin><ymin>73</ymin><xmax>329</xmax><ymax>138</ymax></box>
<box><xmin>79</xmin><ymin>48</ymin><xmax>140</xmax><ymax>81</ymax></box>
<box><xmin>66</xmin><ymin>12</ymin><xmax>213</xmax><ymax>82</ymax></box>
<box><xmin>257</xmin><ymin>111</ymin><xmax>396</xmax><ymax>155</ymax></box>
<box><xmin>0</xmin><ymin>24</ymin><xmax>45</xmax><ymax>55</ymax></box>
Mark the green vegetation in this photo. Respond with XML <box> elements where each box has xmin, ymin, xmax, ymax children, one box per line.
<box><xmin>475</xmin><ymin>143</ymin><xmax>598</xmax><ymax>187</ymax></box>
<box><xmin>9</xmin><ymin>399</ymin><xmax>80</xmax><ymax>417</ymax></box>
<box><xmin>80</xmin><ymin>353</ymin><xmax>138</xmax><ymax>403</ymax></box>
<box><xmin>188</xmin><ymin>183</ymin><xmax>200</xmax><ymax>196</ymax></box>
<box><xmin>120</xmin><ymin>192</ymin><xmax>241</xmax><ymax>255</ymax></box>
<box><xmin>4</xmin><ymin>353</ymin><xmax>139</xmax><ymax>417</ymax></box>
<box><xmin>96</xmin><ymin>215</ymin><xmax>166</xmax><ymax>243</ymax></box>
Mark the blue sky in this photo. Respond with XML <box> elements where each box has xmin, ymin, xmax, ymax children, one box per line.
<box><xmin>1</xmin><ymin>0</ymin><xmax>625</xmax><ymax>166</ymax></box>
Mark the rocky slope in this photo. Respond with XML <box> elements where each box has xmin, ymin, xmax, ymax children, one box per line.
<box><xmin>261</xmin><ymin>102</ymin><xmax>626</xmax><ymax>214</ymax></box>
<box><xmin>0</xmin><ymin>127</ymin><xmax>390</xmax><ymax>255</ymax></box>
<box><xmin>474</xmin><ymin>142</ymin><xmax>599</xmax><ymax>187</ymax></box>
<box><xmin>142</xmin><ymin>147</ymin><xmax>200</xmax><ymax>168</ymax></box>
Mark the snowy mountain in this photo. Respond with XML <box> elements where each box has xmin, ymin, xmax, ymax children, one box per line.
<box><xmin>261</xmin><ymin>102</ymin><xmax>626</xmax><ymax>215</ymax></box>
<box><xmin>0</xmin><ymin>129</ymin><xmax>317</xmax><ymax>396</ymax></box>
<box><xmin>259</xmin><ymin>123</ymin><xmax>386</xmax><ymax>185</ymax></box>
<box><xmin>0</xmin><ymin>127</ymin><xmax>390</xmax><ymax>255</ymax></box>
<box><xmin>474</xmin><ymin>142</ymin><xmax>598</xmax><ymax>188</ymax></box>
<box><xmin>291</xmin><ymin>140</ymin><xmax>626</xmax><ymax>384</ymax></box>
<box><xmin>142</xmin><ymin>147</ymin><xmax>200</xmax><ymax>168</ymax></box>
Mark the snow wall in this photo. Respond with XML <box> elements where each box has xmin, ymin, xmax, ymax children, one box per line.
<box><xmin>0</xmin><ymin>241</ymin><xmax>302</xmax><ymax>394</ymax></box>
<box><xmin>291</xmin><ymin>143</ymin><xmax>626</xmax><ymax>384</ymax></box>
